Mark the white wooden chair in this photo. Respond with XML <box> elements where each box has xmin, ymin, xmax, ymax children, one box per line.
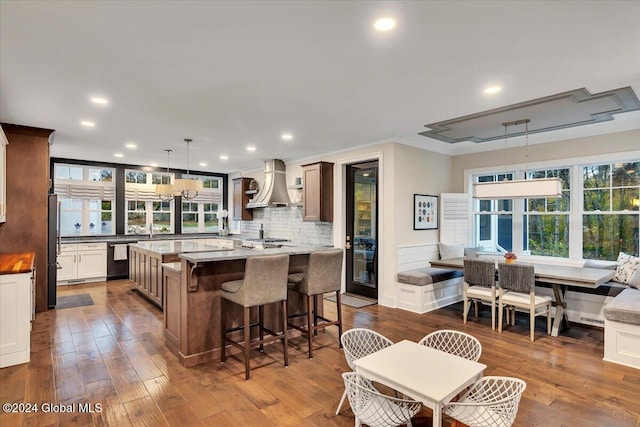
<box><xmin>497</xmin><ymin>263</ymin><xmax>552</xmax><ymax>341</ymax></box>
<box><xmin>463</xmin><ymin>259</ymin><xmax>498</xmax><ymax>330</ymax></box>
<box><xmin>418</xmin><ymin>329</ymin><xmax>482</xmax><ymax>362</ymax></box>
<box><xmin>336</xmin><ymin>328</ymin><xmax>394</xmax><ymax>415</ymax></box>
<box><xmin>444</xmin><ymin>376</ymin><xmax>526</xmax><ymax>427</ymax></box>
<box><xmin>342</xmin><ymin>372</ymin><xmax>421</xmax><ymax>427</ymax></box>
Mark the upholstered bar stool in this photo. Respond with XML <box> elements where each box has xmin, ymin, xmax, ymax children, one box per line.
<box><xmin>220</xmin><ymin>254</ymin><xmax>290</xmax><ymax>380</ymax></box>
<box><xmin>287</xmin><ymin>248</ymin><xmax>344</xmax><ymax>358</ymax></box>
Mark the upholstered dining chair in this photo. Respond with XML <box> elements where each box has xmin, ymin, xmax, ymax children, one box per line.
<box><xmin>287</xmin><ymin>248</ymin><xmax>344</xmax><ymax>358</ymax></box>
<box><xmin>497</xmin><ymin>263</ymin><xmax>552</xmax><ymax>342</ymax></box>
<box><xmin>342</xmin><ymin>372</ymin><xmax>422</xmax><ymax>427</ymax></box>
<box><xmin>220</xmin><ymin>254</ymin><xmax>290</xmax><ymax>380</ymax></box>
<box><xmin>444</xmin><ymin>376</ymin><xmax>527</xmax><ymax>427</ymax></box>
<box><xmin>336</xmin><ymin>328</ymin><xmax>394</xmax><ymax>415</ymax></box>
<box><xmin>418</xmin><ymin>329</ymin><xmax>482</xmax><ymax>362</ymax></box>
<box><xmin>463</xmin><ymin>259</ymin><xmax>498</xmax><ymax>330</ymax></box>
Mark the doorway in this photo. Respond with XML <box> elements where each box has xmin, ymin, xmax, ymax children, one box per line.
<box><xmin>345</xmin><ymin>161</ymin><xmax>378</xmax><ymax>299</ymax></box>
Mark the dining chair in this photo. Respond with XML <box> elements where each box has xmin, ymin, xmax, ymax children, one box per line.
<box><xmin>418</xmin><ymin>329</ymin><xmax>482</xmax><ymax>362</ymax></box>
<box><xmin>497</xmin><ymin>263</ymin><xmax>552</xmax><ymax>341</ymax></box>
<box><xmin>342</xmin><ymin>372</ymin><xmax>422</xmax><ymax>427</ymax></box>
<box><xmin>463</xmin><ymin>259</ymin><xmax>498</xmax><ymax>330</ymax></box>
<box><xmin>287</xmin><ymin>248</ymin><xmax>344</xmax><ymax>359</ymax></box>
<box><xmin>443</xmin><ymin>376</ymin><xmax>526</xmax><ymax>427</ymax></box>
<box><xmin>336</xmin><ymin>328</ymin><xmax>394</xmax><ymax>415</ymax></box>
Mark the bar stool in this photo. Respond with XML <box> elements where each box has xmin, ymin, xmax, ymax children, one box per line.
<box><xmin>220</xmin><ymin>254</ymin><xmax>290</xmax><ymax>380</ymax></box>
<box><xmin>287</xmin><ymin>248</ymin><xmax>344</xmax><ymax>358</ymax></box>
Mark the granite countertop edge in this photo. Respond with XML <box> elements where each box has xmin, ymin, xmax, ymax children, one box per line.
<box><xmin>179</xmin><ymin>246</ymin><xmax>337</xmax><ymax>263</ymax></box>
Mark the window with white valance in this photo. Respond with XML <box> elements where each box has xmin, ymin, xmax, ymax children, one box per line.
<box><xmin>54</xmin><ymin>164</ymin><xmax>115</xmax><ymax>236</ymax></box>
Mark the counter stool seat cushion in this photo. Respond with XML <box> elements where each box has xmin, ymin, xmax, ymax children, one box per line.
<box><xmin>221</xmin><ymin>279</ymin><xmax>243</xmax><ymax>294</ymax></box>
<box><xmin>501</xmin><ymin>291</ymin><xmax>552</xmax><ymax>306</ymax></box>
<box><xmin>287</xmin><ymin>272</ymin><xmax>305</xmax><ymax>287</ymax></box>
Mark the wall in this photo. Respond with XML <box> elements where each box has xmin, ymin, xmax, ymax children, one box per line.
<box><xmin>450</xmin><ymin>129</ymin><xmax>640</xmax><ymax>192</ymax></box>
<box><xmin>0</xmin><ymin>124</ymin><xmax>53</xmax><ymax>313</ymax></box>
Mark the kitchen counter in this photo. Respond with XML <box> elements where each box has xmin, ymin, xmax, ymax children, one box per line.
<box><xmin>179</xmin><ymin>245</ymin><xmax>332</xmax><ymax>263</ymax></box>
<box><xmin>0</xmin><ymin>252</ymin><xmax>35</xmax><ymax>274</ymax></box>
<box><xmin>130</xmin><ymin>240</ymin><xmax>233</xmax><ymax>255</ymax></box>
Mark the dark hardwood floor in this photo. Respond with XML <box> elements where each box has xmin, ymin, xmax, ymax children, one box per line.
<box><xmin>1</xmin><ymin>279</ymin><xmax>639</xmax><ymax>426</ymax></box>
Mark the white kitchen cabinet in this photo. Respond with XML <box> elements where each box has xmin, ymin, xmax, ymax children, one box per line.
<box><xmin>57</xmin><ymin>242</ymin><xmax>107</xmax><ymax>284</ymax></box>
<box><xmin>0</xmin><ymin>271</ymin><xmax>32</xmax><ymax>367</ymax></box>
<box><xmin>0</xmin><ymin>124</ymin><xmax>7</xmax><ymax>223</ymax></box>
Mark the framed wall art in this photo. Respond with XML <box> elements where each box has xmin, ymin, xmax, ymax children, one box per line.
<box><xmin>413</xmin><ymin>194</ymin><xmax>438</xmax><ymax>230</ymax></box>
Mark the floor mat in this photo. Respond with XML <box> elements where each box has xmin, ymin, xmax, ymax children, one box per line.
<box><xmin>324</xmin><ymin>293</ymin><xmax>376</xmax><ymax>308</ymax></box>
<box><xmin>56</xmin><ymin>293</ymin><xmax>95</xmax><ymax>309</ymax></box>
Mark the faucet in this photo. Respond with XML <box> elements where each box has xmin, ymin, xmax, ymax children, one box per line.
<box><xmin>149</xmin><ymin>223</ymin><xmax>154</xmax><ymax>238</ymax></box>
<box><xmin>259</xmin><ymin>223</ymin><xmax>264</xmax><ymax>240</ymax></box>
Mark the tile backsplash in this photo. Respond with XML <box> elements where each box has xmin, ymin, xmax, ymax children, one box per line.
<box><xmin>237</xmin><ymin>207</ymin><xmax>333</xmax><ymax>246</ymax></box>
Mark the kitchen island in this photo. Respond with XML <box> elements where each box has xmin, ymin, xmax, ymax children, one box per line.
<box><xmin>167</xmin><ymin>245</ymin><xmax>336</xmax><ymax>367</ymax></box>
<box><xmin>128</xmin><ymin>239</ymin><xmax>232</xmax><ymax>308</ymax></box>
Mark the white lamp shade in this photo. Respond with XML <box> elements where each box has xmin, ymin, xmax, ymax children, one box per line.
<box><xmin>173</xmin><ymin>178</ymin><xmax>203</xmax><ymax>193</ymax></box>
<box><xmin>155</xmin><ymin>184</ymin><xmax>177</xmax><ymax>196</ymax></box>
<box><xmin>474</xmin><ymin>178</ymin><xmax>563</xmax><ymax>199</ymax></box>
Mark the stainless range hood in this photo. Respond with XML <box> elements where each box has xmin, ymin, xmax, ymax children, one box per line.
<box><xmin>246</xmin><ymin>159</ymin><xmax>292</xmax><ymax>208</ymax></box>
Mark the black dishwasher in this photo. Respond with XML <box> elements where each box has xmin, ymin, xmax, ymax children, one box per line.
<box><xmin>107</xmin><ymin>243</ymin><xmax>132</xmax><ymax>280</ymax></box>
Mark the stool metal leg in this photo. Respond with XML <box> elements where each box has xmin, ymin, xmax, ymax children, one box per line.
<box><xmin>244</xmin><ymin>306</ymin><xmax>251</xmax><ymax>380</ymax></box>
<box><xmin>259</xmin><ymin>305</ymin><xmax>265</xmax><ymax>352</ymax></box>
<box><xmin>307</xmin><ymin>294</ymin><xmax>314</xmax><ymax>358</ymax></box>
<box><xmin>336</xmin><ymin>291</ymin><xmax>343</xmax><ymax>348</ymax></box>
<box><xmin>313</xmin><ymin>294</ymin><xmax>319</xmax><ymax>336</ymax></box>
<box><xmin>220</xmin><ymin>298</ymin><xmax>226</xmax><ymax>362</ymax></box>
<box><xmin>281</xmin><ymin>300</ymin><xmax>289</xmax><ymax>367</ymax></box>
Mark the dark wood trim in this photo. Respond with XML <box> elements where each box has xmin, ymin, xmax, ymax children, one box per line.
<box><xmin>0</xmin><ymin>123</ymin><xmax>54</xmax><ymax>138</ymax></box>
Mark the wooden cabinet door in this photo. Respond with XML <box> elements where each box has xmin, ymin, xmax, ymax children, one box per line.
<box><xmin>149</xmin><ymin>256</ymin><xmax>162</xmax><ymax>306</ymax></box>
<box><xmin>0</xmin><ymin>272</ymin><xmax>31</xmax><ymax>367</ymax></box>
<box><xmin>77</xmin><ymin>250</ymin><xmax>106</xmax><ymax>279</ymax></box>
<box><xmin>56</xmin><ymin>252</ymin><xmax>77</xmax><ymax>282</ymax></box>
<box><xmin>302</xmin><ymin>162</ymin><xmax>333</xmax><ymax>222</ymax></box>
<box><xmin>233</xmin><ymin>177</ymin><xmax>253</xmax><ymax>221</ymax></box>
<box><xmin>138</xmin><ymin>252</ymin><xmax>149</xmax><ymax>294</ymax></box>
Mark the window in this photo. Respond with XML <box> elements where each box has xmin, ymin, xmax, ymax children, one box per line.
<box><xmin>180</xmin><ymin>175</ymin><xmax>223</xmax><ymax>233</ymax></box>
<box><xmin>125</xmin><ymin>169</ymin><xmax>175</xmax><ymax>234</ymax></box>
<box><xmin>583</xmin><ymin>162</ymin><xmax>639</xmax><ymax>260</ymax></box>
<box><xmin>471</xmin><ymin>160</ymin><xmax>639</xmax><ymax>261</ymax></box>
<box><xmin>473</xmin><ymin>173</ymin><xmax>514</xmax><ymax>252</ymax></box>
<box><xmin>524</xmin><ymin>168</ymin><xmax>570</xmax><ymax>257</ymax></box>
<box><xmin>54</xmin><ymin>163</ymin><xmax>115</xmax><ymax>236</ymax></box>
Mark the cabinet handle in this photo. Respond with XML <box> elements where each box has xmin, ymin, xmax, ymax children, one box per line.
<box><xmin>74</xmin><ymin>255</ymin><xmax>76</xmax><ymax>263</ymax></box>
<box><xmin>79</xmin><ymin>254</ymin><xmax>82</xmax><ymax>262</ymax></box>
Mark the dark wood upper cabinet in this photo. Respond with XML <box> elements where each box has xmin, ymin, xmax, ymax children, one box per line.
<box><xmin>233</xmin><ymin>177</ymin><xmax>253</xmax><ymax>221</ymax></box>
<box><xmin>302</xmin><ymin>161</ymin><xmax>333</xmax><ymax>222</ymax></box>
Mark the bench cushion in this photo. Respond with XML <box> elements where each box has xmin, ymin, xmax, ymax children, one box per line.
<box><xmin>604</xmin><ymin>288</ymin><xmax>640</xmax><ymax>325</ymax></box>
<box><xmin>397</xmin><ymin>268</ymin><xmax>463</xmax><ymax>286</ymax></box>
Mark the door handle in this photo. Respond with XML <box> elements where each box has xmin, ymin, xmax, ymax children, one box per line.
<box><xmin>56</xmin><ymin>262</ymin><xmax>62</xmax><ymax>270</ymax></box>
<box><xmin>345</xmin><ymin>235</ymin><xmax>351</xmax><ymax>250</ymax></box>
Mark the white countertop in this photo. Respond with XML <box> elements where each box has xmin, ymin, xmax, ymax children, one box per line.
<box><xmin>129</xmin><ymin>240</ymin><xmax>231</xmax><ymax>255</ymax></box>
<box><xmin>179</xmin><ymin>245</ymin><xmax>336</xmax><ymax>263</ymax></box>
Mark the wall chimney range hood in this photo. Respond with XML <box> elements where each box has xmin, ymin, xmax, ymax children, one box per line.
<box><xmin>246</xmin><ymin>159</ymin><xmax>292</xmax><ymax>208</ymax></box>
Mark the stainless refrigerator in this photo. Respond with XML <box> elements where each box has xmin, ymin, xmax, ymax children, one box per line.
<box><xmin>47</xmin><ymin>194</ymin><xmax>59</xmax><ymax>308</ymax></box>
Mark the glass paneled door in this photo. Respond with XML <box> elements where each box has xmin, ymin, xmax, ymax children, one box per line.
<box><xmin>346</xmin><ymin>161</ymin><xmax>378</xmax><ymax>299</ymax></box>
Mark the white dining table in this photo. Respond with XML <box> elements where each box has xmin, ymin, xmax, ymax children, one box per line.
<box><xmin>354</xmin><ymin>340</ymin><xmax>487</xmax><ymax>427</ymax></box>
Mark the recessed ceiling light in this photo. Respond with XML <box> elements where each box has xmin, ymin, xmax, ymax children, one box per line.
<box><xmin>374</xmin><ymin>18</ymin><xmax>396</xmax><ymax>31</ymax></box>
<box><xmin>199</xmin><ymin>162</ymin><xmax>207</xmax><ymax>167</ymax></box>
<box><xmin>281</xmin><ymin>133</ymin><xmax>293</xmax><ymax>141</ymax></box>
<box><xmin>484</xmin><ymin>86</ymin><xmax>502</xmax><ymax>95</ymax></box>
<box><xmin>150</xmin><ymin>163</ymin><xmax>158</xmax><ymax>167</ymax></box>
<box><xmin>246</xmin><ymin>146</ymin><xmax>256</xmax><ymax>152</ymax></box>
<box><xmin>125</xmin><ymin>143</ymin><xmax>137</xmax><ymax>149</ymax></box>
<box><xmin>114</xmin><ymin>153</ymin><xmax>124</xmax><ymax>158</ymax></box>
<box><xmin>80</xmin><ymin>120</ymin><xmax>95</xmax><ymax>127</ymax></box>
<box><xmin>91</xmin><ymin>96</ymin><xmax>108</xmax><ymax>105</ymax></box>
<box><xmin>219</xmin><ymin>155</ymin><xmax>229</xmax><ymax>160</ymax></box>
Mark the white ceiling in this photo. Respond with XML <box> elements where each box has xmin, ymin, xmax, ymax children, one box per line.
<box><xmin>1</xmin><ymin>1</ymin><xmax>639</xmax><ymax>174</ymax></box>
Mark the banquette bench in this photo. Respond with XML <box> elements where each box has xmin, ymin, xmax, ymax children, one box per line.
<box><xmin>603</xmin><ymin>287</ymin><xmax>640</xmax><ymax>369</ymax></box>
<box><xmin>396</xmin><ymin>244</ymin><xmax>464</xmax><ymax>314</ymax></box>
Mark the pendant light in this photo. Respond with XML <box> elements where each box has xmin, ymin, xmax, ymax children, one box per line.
<box><xmin>474</xmin><ymin>119</ymin><xmax>563</xmax><ymax>199</ymax></box>
<box><xmin>155</xmin><ymin>149</ymin><xmax>177</xmax><ymax>201</ymax></box>
<box><xmin>173</xmin><ymin>138</ymin><xmax>203</xmax><ymax>200</ymax></box>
